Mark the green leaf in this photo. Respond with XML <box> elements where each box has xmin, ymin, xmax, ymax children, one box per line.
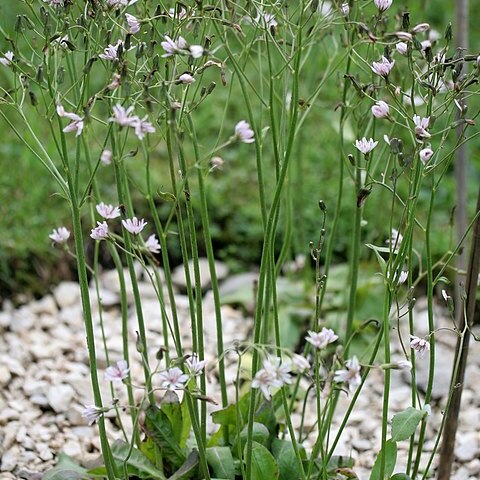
<box><xmin>370</xmin><ymin>440</ymin><xmax>397</xmax><ymax>480</ymax></box>
<box><xmin>271</xmin><ymin>439</ymin><xmax>302</xmax><ymax>480</ymax></box>
<box><xmin>211</xmin><ymin>404</ymin><xmax>237</xmax><ymax>427</ymax></box>
<box><xmin>234</xmin><ymin>422</ymin><xmax>270</xmax><ymax>454</ymax></box>
<box><xmin>206</xmin><ymin>447</ymin><xmax>236</xmax><ymax>479</ymax></box>
<box><xmin>162</xmin><ymin>391</ymin><xmax>183</xmax><ymax>445</ymax></box>
<box><xmin>390</xmin><ymin>474</ymin><xmax>412</xmax><ymax>480</ymax></box>
<box><xmin>145</xmin><ymin>406</ymin><xmax>186</xmax><ymax>469</ymax></box>
<box><xmin>365</xmin><ymin>244</ymin><xmax>388</xmax><ymax>275</ymax></box>
<box><xmin>168</xmin><ymin>450</ymin><xmax>199</xmax><ymax>480</ymax></box>
<box><xmin>247</xmin><ymin>441</ymin><xmax>279</xmax><ymax>480</ymax></box>
<box><xmin>391</xmin><ymin>407</ymin><xmax>424</xmax><ymax>442</ymax></box>
<box><xmin>43</xmin><ymin>453</ymin><xmax>93</xmax><ymax>480</ymax></box>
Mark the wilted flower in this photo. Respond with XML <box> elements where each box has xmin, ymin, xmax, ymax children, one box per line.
<box><xmin>99</xmin><ymin>40</ymin><xmax>124</xmax><ymax>61</ymax></box>
<box><xmin>81</xmin><ymin>405</ymin><xmax>103</xmax><ymax>425</ymax></box>
<box><xmin>101</xmin><ymin>150</ymin><xmax>112</xmax><ymax>165</ymax></box>
<box><xmin>372</xmin><ymin>56</ymin><xmax>395</xmax><ymax>77</ymax></box>
<box><xmin>105</xmin><ymin>360</ymin><xmax>129</xmax><ymax>382</ymax></box>
<box><xmin>125</xmin><ymin>14</ymin><xmax>140</xmax><ymax>34</ymax></box>
<box><xmin>210</xmin><ymin>156</ymin><xmax>225</xmax><ymax>169</ymax></box>
<box><xmin>159</xmin><ymin>367</ymin><xmax>189</xmax><ymax>390</ymax></box>
<box><xmin>334</xmin><ymin>356</ymin><xmax>361</xmax><ymax>392</ymax></box>
<box><xmin>252</xmin><ymin>357</ymin><xmax>292</xmax><ymax>400</ymax></box>
<box><xmin>186</xmin><ymin>354</ymin><xmax>207</xmax><ymax>377</ymax></box>
<box><xmin>341</xmin><ymin>3</ymin><xmax>350</xmax><ymax>16</ymax></box>
<box><xmin>411</xmin><ymin>23</ymin><xmax>430</xmax><ymax>34</ymax></box>
<box><xmin>109</xmin><ymin>104</ymin><xmax>137</xmax><ymax>127</ymax></box>
<box><xmin>56</xmin><ymin>104</ymin><xmax>84</xmax><ymax>136</ymax></box>
<box><xmin>96</xmin><ymin>202</ymin><xmax>121</xmax><ymax>219</ymax></box>
<box><xmin>419</xmin><ymin>147</ymin><xmax>434</xmax><ymax>164</ymax></box>
<box><xmin>292</xmin><ymin>354</ymin><xmax>310</xmax><ymax>372</ymax></box>
<box><xmin>0</xmin><ymin>51</ymin><xmax>14</xmax><ymax>67</ymax></box>
<box><xmin>413</xmin><ymin>115</ymin><xmax>431</xmax><ymax>140</ymax></box>
<box><xmin>49</xmin><ymin>227</ymin><xmax>70</xmax><ymax>244</ymax></box>
<box><xmin>132</xmin><ymin>116</ymin><xmax>156</xmax><ymax>140</ymax></box>
<box><xmin>395</xmin><ymin>32</ymin><xmax>412</xmax><ymax>41</ymax></box>
<box><xmin>178</xmin><ymin>73</ymin><xmax>195</xmax><ymax>84</ymax></box>
<box><xmin>107</xmin><ymin>73</ymin><xmax>122</xmax><ymax>90</ymax></box>
<box><xmin>374</xmin><ymin>0</ymin><xmax>392</xmax><ymax>11</ymax></box>
<box><xmin>90</xmin><ymin>221</ymin><xmax>109</xmax><ymax>240</ymax></box>
<box><xmin>122</xmin><ymin>217</ymin><xmax>147</xmax><ymax>234</ymax></box>
<box><xmin>145</xmin><ymin>234</ymin><xmax>161</xmax><ymax>253</ymax></box>
<box><xmin>383</xmin><ymin>360</ymin><xmax>412</xmax><ymax>370</ymax></box>
<box><xmin>355</xmin><ymin>137</ymin><xmax>378</xmax><ymax>155</ymax></box>
<box><xmin>306</xmin><ymin>328</ymin><xmax>338</xmax><ymax>349</ymax></box>
<box><xmin>371</xmin><ymin>100</ymin><xmax>390</xmax><ymax>119</ymax></box>
<box><xmin>234</xmin><ymin>120</ymin><xmax>255</xmax><ymax>143</ymax></box>
<box><xmin>410</xmin><ymin>335</ymin><xmax>430</xmax><ymax>357</ymax></box>
<box><xmin>396</xmin><ymin>42</ymin><xmax>408</xmax><ymax>55</ymax></box>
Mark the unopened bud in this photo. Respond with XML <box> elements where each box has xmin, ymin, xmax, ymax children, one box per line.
<box><xmin>135</xmin><ymin>331</ymin><xmax>145</xmax><ymax>353</ymax></box>
<box><xmin>445</xmin><ymin>23</ymin><xmax>452</xmax><ymax>41</ymax></box>
<box><xmin>412</xmin><ymin>23</ymin><xmax>430</xmax><ymax>34</ymax></box>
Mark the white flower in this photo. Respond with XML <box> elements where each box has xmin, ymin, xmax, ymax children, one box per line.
<box><xmin>0</xmin><ymin>51</ymin><xmax>14</xmax><ymax>67</ymax></box>
<box><xmin>398</xmin><ymin>270</ymin><xmax>408</xmax><ymax>284</ymax></box>
<box><xmin>254</xmin><ymin>11</ymin><xmax>278</xmax><ymax>29</ymax></box>
<box><xmin>371</xmin><ymin>101</ymin><xmax>390</xmax><ymax>119</ymax></box>
<box><xmin>386</xmin><ymin>228</ymin><xmax>403</xmax><ymax>251</ymax></box>
<box><xmin>132</xmin><ymin>116</ymin><xmax>156</xmax><ymax>140</ymax></box>
<box><xmin>419</xmin><ymin>147</ymin><xmax>434</xmax><ymax>164</ymax></box>
<box><xmin>421</xmin><ymin>40</ymin><xmax>432</xmax><ymax>52</ymax></box>
<box><xmin>371</xmin><ymin>56</ymin><xmax>395</xmax><ymax>77</ymax></box>
<box><xmin>107</xmin><ymin>0</ymin><xmax>138</xmax><ymax>9</ymax></box>
<box><xmin>292</xmin><ymin>354</ymin><xmax>310</xmax><ymax>372</ymax></box>
<box><xmin>101</xmin><ymin>150</ymin><xmax>112</xmax><ymax>165</ymax></box>
<box><xmin>355</xmin><ymin>137</ymin><xmax>378</xmax><ymax>155</ymax></box>
<box><xmin>145</xmin><ymin>234</ymin><xmax>161</xmax><ymax>253</ymax></box>
<box><xmin>396</xmin><ymin>360</ymin><xmax>412</xmax><ymax>370</ymax></box>
<box><xmin>410</xmin><ymin>335</ymin><xmax>430</xmax><ymax>357</ymax></box>
<box><xmin>234</xmin><ymin>120</ymin><xmax>255</xmax><ymax>143</ymax></box>
<box><xmin>306</xmin><ymin>328</ymin><xmax>338</xmax><ymax>349</ymax></box>
<box><xmin>252</xmin><ymin>357</ymin><xmax>292</xmax><ymax>400</ymax></box>
<box><xmin>178</xmin><ymin>73</ymin><xmax>195</xmax><ymax>84</ymax></box>
<box><xmin>374</xmin><ymin>0</ymin><xmax>392</xmax><ymax>11</ymax></box>
<box><xmin>396</xmin><ymin>42</ymin><xmax>408</xmax><ymax>55</ymax></box>
<box><xmin>411</xmin><ymin>23</ymin><xmax>430</xmax><ymax>34</ymax></box>
<box><xmin>125</xmin><ymin>14</ymin><xmax>140</xmax><ymax>34</ymax></box>
<box><xmin>122</xmin><ymin>217</ymin><xmax>147</xmax><ymax>234</ymax></box>
<box><xmin>341</xmin><ymin>3</ymin><xmax>350</xmax><ymax>16</ymax></box>
<box><xmin>395</xmin><ymin>32</ymin><xmax>412</xmax><ymax>41</ymax></box>
<box><xmin>99</xmin><ymin>40</ymin><xmax>124</xmax><ymax>61</ymax></box>
<box><xmin>168</xmin><ymin>7</ymin><xmax>187</xmax><ymax>20</ymax></box>
<box><xmin>159</xmin><ymin>367</ymin><xmax>189</xmax><ymax>390</ymax></box>
<box><xmin>161</xmin><ymin>35</ymin><xmax>187</xmax><ymax>57</ymax></box>
<box><xmin>90</xmin><ymin>221</ymin><xmax>109</xmax><ymax>240</ymax></box>
<box><xmin>56</xmin><ymin>104</ymin><xmax>84</xmax><ymax>136</ymax></box>
<box><xmin>109</xmin><ymin>104</ymin><xmax>138</xmax><ymax>127</ymax></box>
<box><xmin>105</xmin><ymin>360</ymin><xmax>129</xmax><ymax>382</ymax></box>
<box><xmin>49</xmin><ymin>227</ymin><xmax>70</xmax><ymax>244</ymax></box>
<box><xmin>413</xmin><ymin>114</ymin><xmax>431</xmax><ymax>140</ymax></box>
<box><xmin>96</xmin><ymin>202</ymin><xmax>121</xmax><ymax>219</ymax></box>
<box><xmin>186</xmin><ymin>354</ymin><xmax>207</xmax><ymax>377</ymax></box>
<box><xmin>189</xmin><ymin>45</ymin><xmax>204</xmax><ymax>59</ymax></box>
<box><xmin>53</xmin><ymin>35</ymin><xmax>69</xmax><ymax>49</ymax></box>
<box><xmin>334</xmin><ymin>356</ymin><xmax>361</xmax><ymax>392</ymax></box>
<box><xmin>441</xmin><ymin>289</ymin><xmax>450</xmax><ymax>303</ymax></box>
<box><xmin>81</xmin><ymin>405</ymin><xmax>103</xmax><ymax>425</ymax></box>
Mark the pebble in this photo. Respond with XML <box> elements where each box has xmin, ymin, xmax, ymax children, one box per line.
<box><xmin>47</xmin><ymin>385</ymin><xmax>75</xmax><ymax>413</ymax></box>
<box><xmin>1</xmin><ymin>447</ymin><xmax>19</xmax><ymax>472</ymax></box>
<box><xmin>53</xmin><ymin>282</ymin><xmax>80</xmax><ymax>309</ymax></box>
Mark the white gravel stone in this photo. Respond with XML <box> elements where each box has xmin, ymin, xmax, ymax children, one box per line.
<box><xmin>47</xmin><ymin>384</ymin><xmax>75</xmax><ymax>413</ymax></box>
<box><xmin>53</xmin><ymin>281</ymin><xmax>81</xmax><ymax>309</ymax></box>
<box><xmin>0</xmin><ymin>447</ymin><xmax>19</xmax><ymax>472</ymax></box>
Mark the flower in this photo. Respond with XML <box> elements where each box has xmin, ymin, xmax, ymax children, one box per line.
<box><xmin>56</xmin><ymin>104</ymin><xmax>84</xmax><ymax>136</ymax></box>
<box><xmin>341</xmin><ymin>3</ymin><xmax>350</xmax><ymax>16</ymax></box>
<box><xmin>107</xmin><ymin>0</ymin><xmax>138</xmax><ymax>8</ymax></box>
<box><xmin>189</xmin><ymin>45</ymin><xmax>204</xmax><ymax>58</ymax></box>
<box><xmin>386</xmin><ymin>228</ymin><xmax>403</xmax><ymax>251</ymax></box>
<box><xmin>107</xmin><ymin>73</ymin><xmax>122</xmax><ymax>90</ymax></box>
<box><xmin>178</xmin><ymin>73</ymin><xmax>195</xmax><ymax>84</ymax></box>
<box><xmin>81</xmin><ymin>405</ymin><xmax>103</xmax><ymax>425</ymax></box>
<box><xmin>0</xmin><ymin>51</ymin><xmax>14</xmax><ymax>67</ymax></box>
<box><xmin>411</xmin><ymin>23</ymin><xmax>430</xmax><ymax>34</ymax></box>
<box><xmin>99</xmin><ymin>40</ymin><xmax>124</xmax><ymax>61</ymax></box>
<box><xmin>159</xmin><ymin>367</ymin><xmax>189</xmax><ymax>390</ymax></box>
<box><xmin>292</xmin><ymin>354</ymin><xmax>310</xmax><ymax>372</ymax></box>
<box><xmin>396</xmin><ymin>42</ymin><xmax>408</xmax><ymax>55</ymax></box>
<box><xmin>355</xmin><ymin>137</ymin><xmax>378</xmax><ymax>155</ymax></box>
<box><xmin>334</xmin><ymin>356</ymin><xmax>361</xmax><ymax>392</ymax></box>
<box><xmin>43</xmin><ymin>0</ymin><xmax>64</xmax><ymax>5</ymax></box>
<box><xmin>105</xmin><ymin>360</ymin><xmax>129</xmax><ymax>382</ymax></box>
<box><xmin>145</xmin><ymin>234</ymin><xmax>161</xmax><ymax>253</ymax></box>
<box><xmin>132</xmin><ymin>116</ymin><xmax>156</xmax><ymax>140</ymax></box>
<box><xmin>371</xmin><ymin>100</ymin><xmax>390</xmax><ymax>119</ymax></box>
<box><xmin>252</xmin><ymin>357</ymin><xmax>292</xmax><ymax>400</ymax></box>
<box><xmin>413</xmin><ymin>114</ymin><xmax>431</xmax><ymax>140</ymax></box>
<box><xmin>109</xmin><ymin>104</ymin><xmax>137</xmax><ymax>127</ymax></box>
<box><xmin>186</xmin><ymin>354</ymin><xmax>207</xmax><ymax>377</ymax></box>
<box><xmin>371</xmin><ymin>56</ymin><xmax>395</xmax><ymax>77</ymax></box>
<box><xmin>234</xmin><ymin>120</ymin><xmax>255</xmax><ymax>143</ymax></box>
<box><xmin>419</xmin><ymin>147</ymin><xmax>434</xmax><ymax>164</ymax></box>
<box><xmin>374</xmin><ymin>0</ymin><xmax>393</xmax><ymax>11</ymax></box>
<box><xmin>306</xmin><ymin>328</ymin><xmax>338</xmax><ymax>349</ymax></box>
<box><xmin>410</xmin><ymin>335</ymin><xmax>430</xmax><ymax>357</ymax></box>
<box><xmin>122</xmin><ymin>217</ymin><xmax>147</xmax><ymax>234</ymax></box>
<box><xmin>125</xmin><ymin>13</ymin><xmax>140</xmax><ymax>34</ymax></box>
<box><xmin>168</xmin><ymin>7</ymin><xmax>187</xmax><ymax>20</ymax></box>
<box><xmin>96</xmin><ymin>202</ymin><xmax>121</xmax><ymax>219</ymax></box>
<box><xmin>396</xmin><ymin>360</ymin><xmax>412</xmax><ymax>370</ymax></box>
<box><xmin>90</xmin><ymin>221</ymin><xmax>109</xmax><ymax>240</ymax></box>
<box><xmin>161</xmin><ymin>35</ymin><xmax>187</xmax><ymax>57</ymax></box>
<box><xmin>101</xmin><ymin>150</ymin><xmax>112</xmax><ymax>165</ymax></box>
<box><xmin>53</xmin><ymin>35</ymin><xmax>69</xmax><ymax>49</ymax></box>
<box><xmin>441</xmin><ymin>289</ymin><xmax>450</xmax><ymax>303</ymax></box>
<box><xmin>254</xmin><ymin>11</ymin><xmax>278</xmax><ymax>29</ymax></box>
<box><xmin>49</xmin><ymin>227</ymin><xmax>70</xmax><ymax>244</ymax></box>
<box><xmin>398</xmin><ymin>270</ymin><xmax>408</xmax><ymax>284</ymax></box>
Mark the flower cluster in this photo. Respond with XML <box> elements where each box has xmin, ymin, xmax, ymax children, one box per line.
<box><xmin>161</xmin><ymin>36</ymin><xmax>204</xmax><ymax>59</ymax></box>
<box><xmin>109</xmin><ymin>104</ymin><xmax>156</xmax><ymax>140</ymax></box>
<box><xmin>252</xmin><ymin>357</ymin><xmax>292</xmax><ymax>400</ymax></box>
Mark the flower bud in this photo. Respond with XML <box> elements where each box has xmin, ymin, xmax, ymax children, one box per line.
<box><xmin>412</xmin><ymin>23</ymin><xmax>430</xmax><ymax>34</ymax></box>
<box><xmin>371</xmin><ymin>100</ymin><xmax>390</xmax><ymax>119</ymax></box>
<box><xmin>419</xmin><ymin>147</ymin><xmax>434</xmax><ymax>164</ymax></box>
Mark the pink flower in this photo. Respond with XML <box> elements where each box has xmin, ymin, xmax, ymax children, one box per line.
<box><xmin>234</xmin><ymin>120</ymin><xmax>255</xmax><ymax>143</ymax></box>
<box><xmin>186</xmin><ymin>354</ymin><xmax>207</xmax><ymax>377</ymax></box>
<box><xmin>105</xmin><ymin>360</ymin><xmax>129</xmax><ymax>382</ymax></box>
<box><xmin>90</xmin><ymin>221</ymin><xmax>109</xmax><ymax>240</ymax></box>
<box><xmin>292</xmin><ymin>354</ymin><xmax>310</xmax><ymax>372</ymax></box>
<box><xmin>96</xmin><ymin>202</ymin><xmax>121</xmax><ymax>219</ymax></box>
<box><xmin>145</xmin><ymin>234</ymin><xmax>161</xmax><ymax>253</ymax></box>
<box><xmin>189</xmin><ymin>45</ymin><xmax>204</xmax><ymax>58</ymax></box>
<box><xmin>0</xmin><ymin>51</ymin><xmax>14</xmax><ymax>67</ymax></box>
<box><xmin>99</xmin><ymin>40</ymin><xmax>124</xmax><ymax>61</ymax></box>
<box><xmin>159</xmin><ymin>367</ymin><xmax>189</xmax><ymax>390</ymax></box>
<box><xmin>81</xmin><ymin>405</ymin><xmax>103</xmax><ymax>425</ymax></box>
<box><xmin>107</xmin><ymin>73</ymin><xmax>122</xmax><ymax>90</ymax></box>
<box><xmin>109</xmin><ymin>104</ymin><xmax>138</xmax><ymax>127</ymax></box>
<box><xmin>355</xmin><ymin>137</ymin><xmax>378</xmax><ymax>155</ymax></box>
<box><xmin>341</xmin><ymin>3</ymin><xmax>350</xmax><ymax>16</ymax></box>
<box><xmin>56</xmin><ymin>104</ymin><xmax>84</xmax><ymax>136</ymax></box>
<box><xmin>372</xmin><ymin>56</ymin><xmax>395</xmax><ymax>77</ymax></box>
<box><xmin>122</xmin><ymin>217</ymin><xmax>147</xmax><ymax>234</ymax></box>
<box><xmin>410</xmin><ymin>335</ymin><xmax>430</xmax><ymax>357</ymax></box>
<box><xmin>132</xmin><ymin>116</ymin><xmax>156</xmax><ymax>140</ymax></box>
<box><xmin>306</xmin><ymin>328</ymin><xmax>338</xmax><ymax>349</ymax></box>
<box><xmin>334</xmin><ymin>356</ymin><xmax>361</xmax><ymax>392</ymax></box>
<box><xmin>125</xmin><ymin>13</ymin><xmax>140</xmax><ymax>34</ymax></box>
<box><xmin>252</xmin><ymin>357</ymin><xmax>292</xmax><ymax>400</ymax></box>
<box><xmin>100</xmin><ymin>150</ymin><xmax>112</xmax><ymax>165</ymax></box>
<box><xmin>107</xmin><ymin>0</ymin><xmax>138</xmax><ymax>9</ymax></box>
<box><xmin>178</xmin><ymin>73</ymin><xmax>195</xmax><ymax>84</ymax></box>
<box><xmin>371</xmin><ymin>100</ymin><xmax>390</xmax><ymax>119</ymax></box>
<box><xmin>49</xmin><ymin>227</ymin><xmax>70</xmax><ymax>244</ymax></box>
<box><xmin>396</xmin><ymin>42</ymin><xmax>408</xmax><ymax>55</ymax></box>
<box><xmin>419</xmin><ymin>147</ymin><xmax>434</xmax><ymax>164</ymax></box>
<box><xmin>413</xmin><ymin>114</ymin><xmax>431</xmax><ymax>140</ymax></box>
<box><xmin>374</xmin><ymin>0</ymin><xmax>392</xmax><ymax>12</ymax></box>
<box><xmin>161</xmin><ymin>35</ymin><xmax>187</xmax><ymax>57</ymax></box>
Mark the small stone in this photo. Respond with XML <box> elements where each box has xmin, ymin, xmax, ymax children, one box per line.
<box><xmin>38</xmin><ymin>447</ymin><xmax>53</xmax><ymax>462</ymax></box>
<box><xmin>29</xmin><ymin>295</ymin><xmax>58</xmax><ymax>316</ymax></box>
<box><xmin>62</xmin><ymin>440</ymin><xmax>82</xmax><ymax>459</ymax></box>
<box><xmin>352</xmin><ymin>438</ymin><xmax>372</xmax><ymax>452</ymax></box>
<box><xmin>47</xmin><ymin>384</ymin><xmax>75</xmax><ymax>413</ymax></box>
<box><xmin>53</xmin><ymin>282</ymin><xmax>80</xmax><ymax>309</ymax></box>
<box><xmin>455</xmin><ymin>432</ymin><xmax>479</xmax><ymax>462</ymax></box>
<box><xmin>172</xmin><ymin>258</ymin><xmax>229</xmax><ymax>291</ymax></box>
<box><xmin>0</xmin><ymin>365</ymin><xmax>12</xmax><ymax>386</ymax></box>
<box><xmin>0</xmin><ymin>408</ymin><xmax>20</xmax><ymax>425</ymax></box>
<box><xmin>1</xmin><ymin>447</ymin><xmax>19</xmax><ymax>472</ymax></box>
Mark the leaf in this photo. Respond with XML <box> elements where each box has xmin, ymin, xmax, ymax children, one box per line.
<box><xmin>211</xmin><ymin>404</ymin><xmax>237</xmax><ymax>427</ymax></box>
<box><xmin>43</xmin><ymin>453</ymin><xmax>92</xmax><ymax>480</ymax></box>
<box><xmin>271</xmin><ymin>439</ymin><xmax>302</xmax><ymax>480</ymax></box>
<box><xmin>365</xmin><ymin>244</ymin><xmax>388</xmax><ymax>275</ymax></box>
<box><xmin>206</xmin><ymin>447</ymin><xmax>236</xmax><ymax>479</ymax></box>
<box><xmin>391</xmin><ymin>407</ymin><xmax>424</xmax><ymax>442</ymax></box>
<box><xmin>370</xmin><ymin>440</ymin><xmax>397</xmax><ymax>480</ymax></box>
<box><xmin>247</xmin><ymin>441</ymin><xmax>279</xmax><ymax>480</ymax></box>
<box><xmin>234</xmin><ymin>422</ymin><xmax>270</xmax><ymax>454</ymax></box>
<box><xmin>145</xmin><ymin>406</ymin><xmax>186</xmax><ymax>469</ymax></box>
<box><xmin>168</xmin><ymin>450</ymin><xmax>199</xmax><ymax>480</ymax></box>
<box><xmin>161</xmin><ymin>391</ymin><xmax>183</xmax><ymax>445</ymax></box>
<box><xmin>390</xmin><ymin>474</ymin><xmax>412</xmax><ymax>480</ymax></box>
